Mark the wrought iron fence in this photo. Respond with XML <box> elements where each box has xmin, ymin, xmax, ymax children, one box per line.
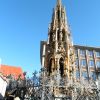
<box><xmin>4</xmin><ymin>69</ymin><xmax>100</xmax><ymax>100</ymax></box>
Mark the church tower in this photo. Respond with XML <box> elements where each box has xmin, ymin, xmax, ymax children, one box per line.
<box><xmin>40</xmin><ymin>0</ymin><xmax>75</xmax><ymax>98</ymax></box>
<box><xmin>40</xmin><ymin>0</ymin><xmax>74</xmax><ymax>86</ymax></box>
<box><xmin>41</xmin><ymin>0</ymin><xmax>75</xmax><ymax>80</ymax></box>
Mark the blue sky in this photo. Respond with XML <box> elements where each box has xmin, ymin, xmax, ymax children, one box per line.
<box><xmin>0</xmin><ymin>0</ymin><xmax>100</xmax><ymax>76</ymax></box>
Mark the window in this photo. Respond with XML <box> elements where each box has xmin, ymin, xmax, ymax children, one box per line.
<box><xmin>59</xmin><ymin>57</ymin><xmax>64</xmax><ymax>77</ymax></box>
<box><xmin>82</xmin><ymin>71</ymin><xmax>88</xmax><ymax>79</ymax></box>
<box><xmin>96</xmin><ymin>61</ymin><xmax>100</xmax><ymax>68</ymax></box>
<box><xmin>80</xmin><ymin>50</ymin><xmax>85</xmax><ymax>56</ymax></box>
<box><xmin>98</xmin><ymin>73</ymin><xmax>100</xmax><ymax>80</ymax></box>
<box><xmin>96</xmin><ymin>51</ymin><xmax>100</xmax><ymax>57</ymax></box>
<box><xmin>90</xmin><ymin>72</ymin><xmax>96</xmax><ymax>80</ymax></box>
<box><xmin>75</xmin><ymin>58</ymin><xmax>79</xmax><ymax>66</ymax></box>
<box><xmin>81</xmin><ymin>59</ymin><xmax>86</xmax><ymax>66</ymax></box>
<box><xmin>89</xmin><ymin>60</ymin><xmax>94</xmax><ymax>67</ymax></box>
<box><xmin>75</xmin><ymin>50</ymin><xmax>78</xmax><ymax>57</ymax></box>
<box><xmin>88</xmin><ymin>50</ymin><xmax>93</xmax><ymax>57</ymax></box>
<box><xmin>76</xmin><ymin>70</ymin><xmax>80</xmax><ymax>79</ymax></box>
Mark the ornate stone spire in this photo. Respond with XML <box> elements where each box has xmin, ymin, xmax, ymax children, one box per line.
<box><xmin>50</xmin><ymin>0</ymin><xmax>69</xmax><ymax>33</ymax></box>
<box><xmin>41</xmin><ymin>0</ymin><xmax>75</xmax><ymax>84</ymax></box>
<box><xmin>57</xmin><ymin>0</ymin><xmax>62</xmax><ymax>6</ymax></box>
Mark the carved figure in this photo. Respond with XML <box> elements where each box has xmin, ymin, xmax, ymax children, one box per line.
<box><xmin>59</xmin><ymin>31</ymin><xmax>63</xmax><ymax>41</ymax></box>
<box><xmin>52</xmin><ymin>33</ymin><xmax>55</xmax><ymax>41</ymax></box>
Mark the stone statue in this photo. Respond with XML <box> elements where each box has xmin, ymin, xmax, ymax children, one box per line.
<box><xmin>59</xmin><ymin>31</ymin><xmax>63</xmax><ymax>41</ymax></box>
<box><xmin>52</xmin><ymin>33</ymin><xmax>55</xmax><ymax>41</ymax></box>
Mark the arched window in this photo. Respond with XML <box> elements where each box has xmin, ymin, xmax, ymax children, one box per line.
<box><xmin>59</xmin><ymin>57</ymin><xmax>64</xmax><ymax>77</ymax></box>
<box><xmin>48</xmin><ymin>58</ymin><xmax>53</xmax><ymax>75</ymax></box>
<box><xmin>57</xmin><ymin>30</ymin><xmax>60</xmax><ymax>41</ymax></box>
<box><xmin>62</xmin><ymin>29</ymin><xmax>65</xmax><ymax>41</ymax></box>
<box><xmin>50</xmin><ymin>33</ymin><xmax>53</xmax><ymax>42</ymax></box>
<box><xmin>58</xmin><ymin>10</ymin><xmax>60</xmax><ymax>22</ymax></box>
<box><xmin>48</xmin><ymin>58</ymin><xmax>55</xmax><ymax>75</ymax></box>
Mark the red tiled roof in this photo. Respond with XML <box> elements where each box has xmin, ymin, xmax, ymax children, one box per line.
<box><xmin>0</xmin><ymin>65</ymin><xmax>24</xmax><ymax>79</ymax></box>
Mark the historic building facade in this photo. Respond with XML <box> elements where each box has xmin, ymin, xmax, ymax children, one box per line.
<box><xmin>40</xmin><ymin>0</ymin><xmax>100</xmax><ymax>82</ymax></box>
<box><xmin>40</xmin><ymin>0</ymin><xmax>100</xmax><ymax>98</ymax></box>
<box><xmin>74</xmin><ymin>45</ymin><xmax>100</xmax><ymax>81</ymax></box>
